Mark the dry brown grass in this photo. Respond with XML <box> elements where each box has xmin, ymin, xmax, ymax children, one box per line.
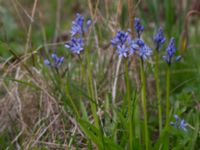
<box><xmin>0</xmin><ymin>62</ymin><xmax>88</xmax><ymax>149</ymax></box>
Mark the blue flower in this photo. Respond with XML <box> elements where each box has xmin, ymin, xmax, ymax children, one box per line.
<box><xmin>70</xmin><ymin>13</ymin><xmax>92</xmax><ymax>37</ymax></box>
<box><xmin>170</xmin><ymin>114</ymin><xmax>187</xmax><ymax>131</ymax></box>
<box><xmin>65</xmin><ymin>37</ymin><xmax>84</xmax><ymax>54</ymax></box>
<box><xmin>174</xmin><ymin>114</ymin><xmax>179</xmax><ymax>121</ymax></box>
<box><xmin>134</xmin><ymin>18</ymin><xmax>144</xmax><ymax>38</ymax></box>
<box><xmin>139</xmin><ymin>44</ymin><xmax>152</xmax><ymax>60</ymax></box>
<box><xmin>163</xmin><ymin>38</ymin><xmax>181</xmax><ymax>65</ymax></box>
<box><xmin>44</xmin><ymin>59</ymin><xmax>50</xmax><ymax>66</ymax></box>
<box><xmin>135</xmin><ymin>39</ymin><xmax>152</xmax><ymax>60</ymax></box>
<box><xmin>166</xmin><ymin>38</ymin><xmax>176</xmax><ymax>57</ymax></box>
<box><xmin>44</xmin><ymin>53</ymin><xmax>64</xmax><ymax>68</ymax></box>
<box><xmin>86</xmin><ymin>19</ymin><xmax>92</xmax><ymax>31</ymax></box>
<box><xmin>111</xmin><ymin>31</ymin><xmax>129</xmax><ymax>46</ymax></box>
<box><xmin>116</xmin><ymin>44</ymin><xmax>129</xmax><ymax>58</ymax></box>
<box><xmin>176</xmin><ymin>55</ymin><xmax>182</xmax><ymax>61</ymax></box>
<box><xmin>66</xmin><ymin>14</ymin><xmax>91</xmax><ymax>55</ymax></box>
<box><xmin>153</xmin><ymin>27</ymin><xmax>166</xmax><ymax>50</ymax></box>
<box><xmin>111</xmin><ymin>31</ymin><xmax>130</xmax><ymax>58</ymax></box>
<box><xmin>111</xmin><ymin>28</ymin><xmax>151</xmax><ymax>59</ymax></box>
<box><xmin>135</xmin><ymin>38</ymin><xmax>145</xmax><ymax>47</ymax></box>
<box><xmin>127</xmin><ymin>37</ymin><xmax>138</xmax><ymax>55</ymax></box>
<box><xmin>180</xmin><ymin>119</ymin><xmax>187</xmax><ymax>131</ymax></box>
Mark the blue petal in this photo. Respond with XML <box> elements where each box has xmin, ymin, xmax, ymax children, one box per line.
<box><xmin>176</xmin><ymin>56</ymin><xmax>182</xmax><ymax>62</ymax></box>
<box><xmin>86</xmin><ymin>19</ymin><xmax>92</xmax><ymax>28</ymax></box>
<box><xmin>44</xmin><ymin>59</ymin><xmax>50</xmax><ymax>66</ymax></box>
<box><xmin>174</xmin><ymin>114</ymin><xmax>179</xmax><ymax>121</ymax></box>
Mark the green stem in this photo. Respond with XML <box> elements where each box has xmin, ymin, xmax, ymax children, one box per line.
<box><xmin>154</xmin><ymin>52</ymin><xmax>162</xmax><ymax>134</ymax></box>
<box><xmin>140</xmin><ymin>59</ymin><xmax>149</xmax><ymax>150</ymax></box>
<box><xmin>166</xmin><ymin>65</ymin><xmax>171</xmax><ymax>123</ymax></box>
<box><xmin>125</xmin><ymin>60</ymin><xmax>133</xmax><ymax>150</ymax></box>
<box><xmin>66</xmin><ymin>80</ymin><xmax>80</xmax><ymax>118</ymax></box>
<box><xmin>163</xmin><ymin>66</ymin><xmax>171</xmax><ymax>150</ymax></box>
<box><xmin>85</xmin><ymin>52</ymin><xmax>99</xmax><ymax>128</ymax></box>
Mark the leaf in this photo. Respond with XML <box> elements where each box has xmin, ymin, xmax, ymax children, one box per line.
<box><xmin>78</xmin><ymin>119</ymin><xmax>123</xmax><ymax>150</ymax></box>
<box><xmin>78</xmin><ymin>119</ymin><xmax>103</xmax><ymax>149</ymax></box>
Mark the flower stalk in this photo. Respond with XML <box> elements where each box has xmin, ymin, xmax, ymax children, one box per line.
<box><xmin>166</xmin><ymin>64</ymin><xmax>171</xmax><ymax>123</ymax></box>
<box><xmin>140</xmin><ymin>59</ymin><xmax>149</xmax><ymax>150</ymax></box>
<box><xmin>155</xmin><ymin>51</ymin><xmax>162</xmax><ymax>134</ymax></box>
<box><xmin>125</xmin><ymin>59</ymin><xmax>134</xmax><ymax>150</ymax></box>
<box><xmin>153</xmin><ymin>27</ymin><xmax>166</xmax><ymax>134</ymax></box>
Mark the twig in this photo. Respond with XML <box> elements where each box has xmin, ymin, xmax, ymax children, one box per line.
<box><xmin>127</xmin><ymin>0</ymin><xmax>140</xmax><ymax>91</ymax></box>
<box><xmin>87</xmin><ymin>0</ymin><xmax>101</xmax><ymax>57</ymax></box>
<box><xmin>112</xmin><ymin>57</ymin><xmax>122</xmax><ymax>105</ymax></box>
<box><xmin>25</xmin><ymin>0</ymin><xmax>38</xmax><ymax>67</ymax></box>
<box><xmin>36</xmin><ymin>141</ymin><xmax>69</xmax><ymax>149</ymax></box>
<box><xmin>11</xmin><ymin>0</ymin><xmax>26</xmax><ymax>30</ymax></box>
<box><xmin>14</xmin><ymin>0</ymin><xmax>34</xmax><ymax>22</ymax></box>
<box><xmin>25</xmin><ymin>0</ymin><xmax>38</xmax><ymax>53</ymax></box>
<box><xmin>30</xmin><ymin>114</ymin><xmax>60</xmax><ymax>147</ymax></box>
<box><xmin>53</xmin><ymin>0</ymin><xmax>62</xmax><ymax>47</ymax></box>
<box><xmin>187</xmin><ymin>123</ymin><xmax>200</xmax><ymax>135</ymax></box>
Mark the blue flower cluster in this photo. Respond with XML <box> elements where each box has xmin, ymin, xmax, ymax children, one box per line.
<box><xmin>65</xmin><ymin>38</ymin><xmax>84</xmax><ymax>54</ymax></box>
<box><xmin>111</xmin><ymin>31</ymin><xmax>129</xmax><ymax>57</ymax></box>
<box><xmin>135</xmin><ymin>39</ymin><xmax>152</xmax><ymax>60</ymax></box>
<box><xmin>44</xmin><ymin>53</ymin><xmax>64</xmax><ymax>68</ymax></box>
<box><xmin>110</xmin><ymin>17</ymin><xmax>182</xmax><ymax>64</ymax></box>
<box><xmin>170</xmin><ymin>114</ymin><xmax>187</xmax><ymax>131</ymax></box>
<box><xmin>163</xmin><ymin>38</ymin><xmax>181</xmax><ymax>65</ymax></box>
<box><xmin>44</xmin><ymin>15</ymin><xmax>181</xmax><ymax>69</ymax></box>
<box><xmin>153</xmin><ymin>26</ymin><xmax>181</xmax><ymax>66</ymax></box>
<box><xmin>111</xmin><ymin>18</ymin><xmax>152</xmax><ymax>60</ymax></box>
<box><xmin>135</xmin><ymin>18</ymin><xmax>144</xmax><ymax>38</ymax></box>
<box><xmin>70</xmin><ymin>13</ymin><xmax>92</xmax><ymax>37</ymax></box>
<box><xmin>111</xmin><ymin>31</ymin><xmax>129</xmax><ymax>46</ymax></box>
<box><xmin>153</xmin><ymin>27</ymin><xmax>166</xmax><ymax>51</ymax></box>
<box><xmin>65</xmin><ymin>13</ymin><xmax>92</xmax><ymax>54</ymax></box>
<box><xmin>44</xmin><ymin>14</ymin><xmax>91</xmax><ymax>69</ymax></box>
